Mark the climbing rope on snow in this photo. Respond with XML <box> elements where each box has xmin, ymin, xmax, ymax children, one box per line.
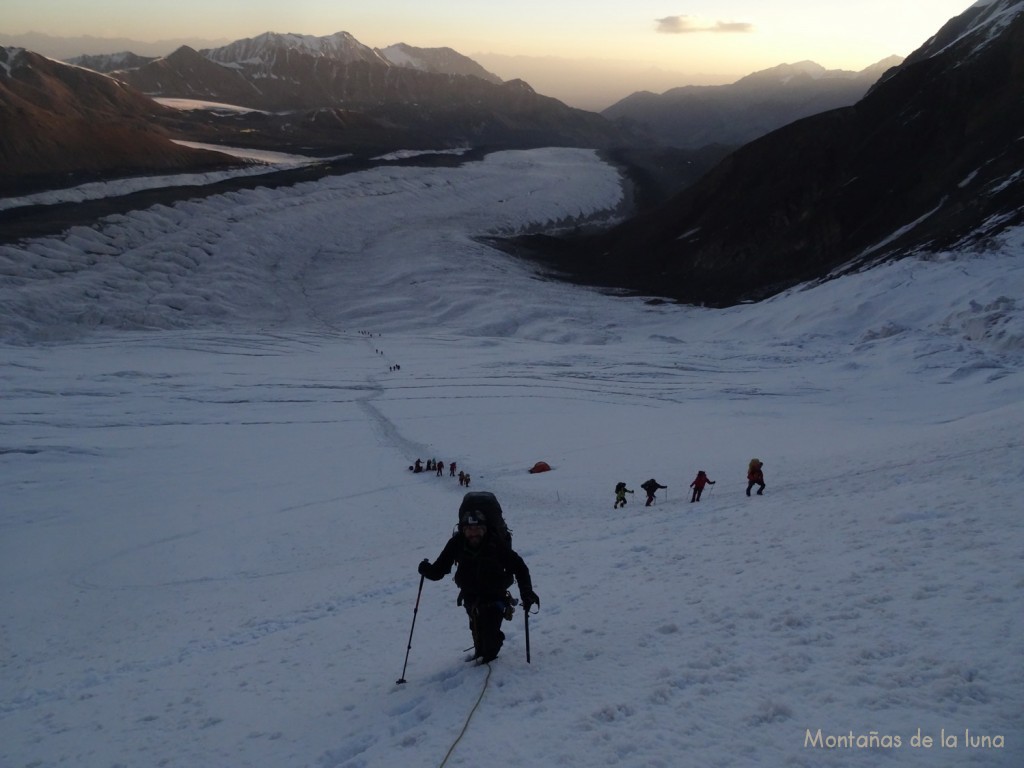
<box><xmin>438</xmin><ymin>663</ymin><xmax>493</xmax><ymax>768</ymax></box>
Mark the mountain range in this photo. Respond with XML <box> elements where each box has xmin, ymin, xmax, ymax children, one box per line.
<box><xmin>0</xmin><ymin>30</ymin><xmax>635</xmax><ymax>195</ymax></box>
<box><xmin>0</xmin><ymin>29</ymin><xmax>903</xmax><ymax>204</ymax></box>
<box><xmin>61</xmin><ymin>33</ymin><xmax>900</xmax><ymax>154</ymax></box>
<box><xmin>601</xmin><ymin>58</ymin><xmax>903</xmax><ymax>149</ymax></box>
<box><xmin>99</xmin><ymin>31</ymin><xmax>626</xmax><ymax>154</ymax></box>
<box><xmin>99</xmin><ymin>31</ymin><xmax>507</xmax><ymax>110</ymax></box>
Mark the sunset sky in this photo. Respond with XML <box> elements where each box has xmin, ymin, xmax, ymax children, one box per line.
<box><xmin>3</xmin><ymin>1</ymin><xmax>978</xmax><ymax>109</ymax></box>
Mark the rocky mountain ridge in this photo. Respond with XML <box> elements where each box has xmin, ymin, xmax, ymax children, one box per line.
<box><xmin>602</xmin><ymin>57</ymin><xmax>902</xmax><ymax>149</ymax></box>
<box><xmin>98</xmin><ymin>31</ymin><xmax>629</xmax><ymax>152</ymax></box>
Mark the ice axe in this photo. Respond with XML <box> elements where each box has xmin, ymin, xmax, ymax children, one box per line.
<box><xmin>524</xmin><ymin>603</ymin><xmax>537</xmax><ymax>664</ymax></box>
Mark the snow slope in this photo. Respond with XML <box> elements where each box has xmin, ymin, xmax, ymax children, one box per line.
<box><xmin>1</xmin><ymin>148</ymin><xmax>1022</xmax><ymax>767</ymax></box>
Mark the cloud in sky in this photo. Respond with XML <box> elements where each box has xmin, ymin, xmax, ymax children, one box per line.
<box><xmin>656</xmin><ymin>16</ymin><xmax>754</xmax><ymax>34</ymax></box>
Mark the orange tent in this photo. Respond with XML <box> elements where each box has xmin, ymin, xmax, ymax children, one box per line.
<box><xmin>528</xmin><ymin>461</ymin><xmax>551</xmax><ymax>474</ymax></box>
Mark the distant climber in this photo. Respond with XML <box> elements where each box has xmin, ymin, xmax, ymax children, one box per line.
<box><xmin>640</xmin><ymin>478</ymin><xmax>667</xmax><ymax>506</ymax></box>
<box><xmin>746</xmin><ymin>459</ymin><xmax>765</xmax><ymax>496</ymax></box>
<box><xmin>614</xmin><ymin>482</ymin><xmax>634</xmax><ymax>509</ymax></box>
<box><xmin>689</xmin><ymin>471</ymin><xmax>715</xmax><ymax>502</ymax></box>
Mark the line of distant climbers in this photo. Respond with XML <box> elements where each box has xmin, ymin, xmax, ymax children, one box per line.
<box><xmin>410</xmin><ymin>458</ymin><xmax>471</xmax><ymax>487</ymax></box>
<box><xmin>615</xmin><ymin>459</ymin><xmax>766</xmax><ymax>507</ymax></box>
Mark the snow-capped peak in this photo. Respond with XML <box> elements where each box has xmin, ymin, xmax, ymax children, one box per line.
<box><xmin>204</xmin><ymin>31</ymin><xmax>387</xmax><ymax>67</ymax></box>
<box><xmin>376</xmin><ymin>43</ymin><xmax>502</xmax><ymax>83</ymax></box>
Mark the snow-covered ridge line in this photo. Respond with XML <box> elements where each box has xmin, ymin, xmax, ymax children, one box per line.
<box><xmin>922</xmin><ymin>0</ymin><xmax>1024</xmax><ymax>61</ymax></box>
<box><xmin>204</xmin><ymin>31</ymin><xmax>389</xmax><ymax>68</ymax></box>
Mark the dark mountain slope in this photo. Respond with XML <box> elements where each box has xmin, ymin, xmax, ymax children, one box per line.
<box><xmin>520</xmin><ymin>1</ymin><xmax>1024</xmax><ymax>306</ymax></box>
<box><xmin>116</xmin><ymin>45</ymin><xmax>263</xmax><ymax>106</ymax></box>
<box><xmin>0</xmin><ymin>48</ymin><xmax>237</xmax><ymax>195</ymax></box>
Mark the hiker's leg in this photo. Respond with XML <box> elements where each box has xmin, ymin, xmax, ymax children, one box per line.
<box><xmin>464</xmin><ymin>604</ymin><xmax>482</xmax><ymax>658</ymax></box>
<box><xmin>475</xmin><ymin>602</ymin><xmax>505</xmax><ymax>662</ymax></box>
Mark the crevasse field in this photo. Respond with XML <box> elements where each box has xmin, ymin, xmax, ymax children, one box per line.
<box><xmin>1</xmin><ymin>148</ymin><xmax>1022</xmax><ymax>767</ymax></box>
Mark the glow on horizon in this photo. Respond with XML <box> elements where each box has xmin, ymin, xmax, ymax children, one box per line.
<box><xmin>3</xmin><ymin>0</ymin><xmax>975</xmax><ymax>77</ymax></box>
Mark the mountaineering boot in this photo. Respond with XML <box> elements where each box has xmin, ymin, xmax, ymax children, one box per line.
<box><xmin>480</xmin><ymin>631</ymin><xmax>505</xmax><ymax>663</ymax></box>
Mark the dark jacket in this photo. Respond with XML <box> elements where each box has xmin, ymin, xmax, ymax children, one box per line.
<box><xmin>421</xmin><ymin>533</ymin><xmax>533</xmax><ymax>603</ymax></box>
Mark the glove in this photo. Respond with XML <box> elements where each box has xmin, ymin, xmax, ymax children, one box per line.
<box><xmin>418</xmin><ymin>558</ymin><xmax>430</xmax><ymax>576</ymax></box>
<box><xmin>520</xmin><ymin>590</ymin><xmax>540</xmax><ymax>610</ymax></box>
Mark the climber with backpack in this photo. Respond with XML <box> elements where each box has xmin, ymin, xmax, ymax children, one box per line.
<box><xmin>746</xmin><ymin>459</ymin><xmax>766</xmax><ymax>496</ymax></box>
<box><xmin>418</xmin><ymin>492</ymin><xmax>540</xmax><ymax>663</ymax></box>
<box><xmin>613</xmin><ymin>481</ymin><xmax>634</xmax><ymax>508</ymax></box>
<box><xmin>640</xmin><ymin>478</ymin><xmax>667</xmax><ymax>506</ymax></box>
<box><xmin>689</xmin><ymin>470</ymin><xmax>715</xmax><ymax>502</ymax></box>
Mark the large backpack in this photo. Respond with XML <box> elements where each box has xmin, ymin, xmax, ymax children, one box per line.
<box><xmin>458</xmin><ymin>491</ymin><xmax>512</xmax><ymax>547</ymax></box>
<box><xmin>641</xmin><ymin>479</ymin><xmax>657</xmax><ymax>493</ymax></box>
<box><xmin>615</xmin><ymin>481</ymin><xmax>627</xmax><ymax>493</ymax></box>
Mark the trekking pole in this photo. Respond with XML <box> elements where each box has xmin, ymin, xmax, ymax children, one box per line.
<box><xmin>396</xmin><ymin>574</ymin><xmax>425</xmax><ymax>684</ymax></box>
<box><xmin>524</xmin><ymin>606</ymin><xmax>532</xmax><ymax>664</ymax></box>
